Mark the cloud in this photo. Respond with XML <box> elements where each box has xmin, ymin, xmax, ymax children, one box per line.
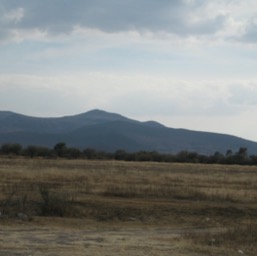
<box><xmin>0</xmin><ymin>0</ymin><xmax>230</xmax><ymax>43</ymax></box>
<box><xmin>0</xmin><ymin>5</ymin><xmax>22</xmax><ymax>24</ymax></box>
<box><xmin>239</xmin><ymin>19</ymin><xmax>257</xmax><ymax>43</ymax></box>
<box><xmin>6</xmin><ymin>0</ymin><xmax>257</xmax><ymax>45</ymax></box>
<box><xmin>0</xmin><ymin>73</ymin><xmax>245</xmax><ymax>117</ymax></box>
<box><xmin>1</xmin><ymin>73</ymin><xmax>257</xmax><ymax>140</ymax></box>
<box><xmin>1</xmin><ymin>1</ymin><xmax>257</xmax><ymax>142</ymax></box>
<box><xmin>228</xmin><ymin>83</ymin><xmax>257</xmax><ymax>105</ymax></box>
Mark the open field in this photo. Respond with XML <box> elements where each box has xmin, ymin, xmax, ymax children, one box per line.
<box><xmin>0</xmin><ymin>158</ymin><xmax>257</xmax><ymax>255</ymax></box>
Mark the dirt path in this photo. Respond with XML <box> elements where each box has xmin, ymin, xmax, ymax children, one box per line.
<box><xmin>0</xmin><ymin>219</ymin><xmax>210</xmax><ymax>256</ymax></box>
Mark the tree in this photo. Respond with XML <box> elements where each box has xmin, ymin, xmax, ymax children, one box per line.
<box><xmin>210</xmin><ymin>151</ymin><xmax>225</xmax><ymax>164</ymax></box>
<box><xmin>115</xmin><ymin>149</ymin><xmax>127</xmax><ymax>160</ymax></box>
<box><xmin>25</xmin><ymin>145</ymin><xmax>38</xmax><ymax>158</ymax></box>
<box><xmin>0</xmin><ymin>143</ymin><xmax>22</xmax><ymax>156</ymax></box>
<box><xmin>234</xmin><ymin>147</ymin><xmax>249</xmax><ymax>164</ymax></box>
<box><xmin>24</xmin><ymin>145</ymin><xmax>52</xmax><ymax>158</ymax></box>
<box><xmin>53</xmin><ymin>142</ymin><xmax>67</xmax><ymax>158</ymax></box>
<box><xmin>66</xmin><ymin>147</ymin><xmax>81</xmax><ymax>159</ymax></box>
<box><xmin>83</xmin><ymin>148</ymin><xmax>97</xmax><ymax>159</ymax></box>
<box><xmin>226</xmin><ymin>149</ymin><xmax>233</xmax><ymax>157</ymax></box>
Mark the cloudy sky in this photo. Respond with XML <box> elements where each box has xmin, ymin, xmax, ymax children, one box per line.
<box><xmin>1</xmin><ymin>0</ymin><xmax>257</xmax><ymax>141</ymax></box>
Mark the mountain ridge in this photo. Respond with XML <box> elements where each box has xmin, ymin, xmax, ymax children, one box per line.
<box><xmin>0</xmin><ymin>109</ymin><xmax>257</xmax><ymax>155</ymax></box>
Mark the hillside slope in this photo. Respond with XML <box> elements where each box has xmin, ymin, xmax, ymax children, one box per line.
<box><xmin>1</xmin><ymin>109</ymin><xmax>257</xmax><ymax>154</ymax></box>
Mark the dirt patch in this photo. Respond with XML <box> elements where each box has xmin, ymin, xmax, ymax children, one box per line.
<box><xmin>0</xmin><ymin>218</ymin><xmax>198</xmax><ymax>256</ymax></box>
<box><xmin>1</xmin><ymin>159</ymin><xmax>257</xmax><ymax>255</ymax></box>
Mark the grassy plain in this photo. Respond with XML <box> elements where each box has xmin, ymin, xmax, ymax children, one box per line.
<box><xmin>0</xmin><ymin>158</ymin><xmax>257</xmax><ymax>255</ymax></box>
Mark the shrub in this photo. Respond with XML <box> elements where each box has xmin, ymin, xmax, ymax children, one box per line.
<box><xmin>39</xmin><ymin>187</ymin><xmax>76</xmax><ymax>217</ymax></box>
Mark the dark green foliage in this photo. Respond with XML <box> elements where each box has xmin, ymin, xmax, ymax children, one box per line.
<box><xmin>0</xmin><ymin>142</ymin><xmax>256</xmax><ymax>165</ymax></box>
<box><xmin>53</xmin><ymin>142</ymin><xmax>67</xmax><ymax>157</ymax></box>
<box><xmin>24</xmin><ymin>145</ymin><xmax>52</xmax><ymax>158</ymax></box>
<box><xmin>25</xmin><ymin>145</ymin><xmax>38</xmax><ymax>158</ymax></box>
<box><xmin>115</xmin><ymin>149</ymin><xmax>127</xmax><ymax>160</ymax></box>
<box><xmin>66</xmin><ymin>147</ymin><xmax>81</xmax><ymax>159</ymax></box>
<box><xmin>0</xmin><ymin>143</ymin><xmax>22</xmax><ymax>156</ymax></box>
<box><xmin>83</xmin><ymin>148</ymin><xmax>97</xmax><ymax>159</ymax></box>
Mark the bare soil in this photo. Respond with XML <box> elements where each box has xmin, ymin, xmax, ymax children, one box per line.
<box><xmin>0</xmin><ymin>159</ymin><xmax>257</xmax><ymax>255</ymax></box>
<box><xmin>0</xmin><ymin>218</ymin><xmax>203</xmax><ymax>256</ymax></box>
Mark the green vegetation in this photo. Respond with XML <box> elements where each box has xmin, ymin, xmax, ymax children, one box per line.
<box><xmin>1</xmin><ymin>142</ymin><xmax>257</xmax><ymax>165</ymax></box>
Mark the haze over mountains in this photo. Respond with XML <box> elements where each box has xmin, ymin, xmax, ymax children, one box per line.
<box><xmin>1</xmin><ymin>109</ymin><xmax>257</xmax><ymax>155</ymax></box>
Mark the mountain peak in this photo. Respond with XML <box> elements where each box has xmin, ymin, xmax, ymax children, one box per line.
<box><xmin>1</xmin><ymin>109</ymin><xmax>257</xmax><ymax>154</ymax></box>
<box><xmin>76</xmin><ymin>109</ymin><xmax>133</xmax><ymax>123</ymax></box>
<box><xmin>143</xmin><ymin>120</ymin><xmax>166</xmax><ymax>128</ymax></box>
<box><xmin>84</xmin><ymin>109</ymin><xmax>113</xmax><ymax>117</ymax></box>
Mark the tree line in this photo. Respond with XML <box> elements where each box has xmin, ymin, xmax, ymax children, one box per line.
<box><xmin>0</xmin><ymin>142</ymin><xmax>257</xmax><ymax>165</ymax></box>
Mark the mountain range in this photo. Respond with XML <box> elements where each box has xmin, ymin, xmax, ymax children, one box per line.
<box><xmin>1</xmin><ymin>109</ymin><xmax>257</xmax><ymax>155</ymax></box>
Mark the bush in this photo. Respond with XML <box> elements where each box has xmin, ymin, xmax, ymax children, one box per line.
<box><xmin>39</xmin><ymin>187</ymin><xmax>76</xmax><ymax>217</ymax></box>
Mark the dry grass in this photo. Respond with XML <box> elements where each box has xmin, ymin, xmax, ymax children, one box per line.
<box><xmin>0</xmin><ymin>158</ymin><xmax>257</xmax><ymax>255</ymax></box>
<box><xmin>185</xmin><ymin>223</ymin><xmax>257</xmax><ymax>255</ymax></box>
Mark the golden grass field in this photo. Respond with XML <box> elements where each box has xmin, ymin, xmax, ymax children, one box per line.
<box><xmin>0</xmin><ymin>158</ymin><xmax>257</xmax><ymax>255</ymax></box>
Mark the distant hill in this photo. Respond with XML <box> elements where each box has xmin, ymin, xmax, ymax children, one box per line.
<box><xmin>1</xmin><ymin>109</ymin><xmax>257</xmax><ymax>155</ymax></box>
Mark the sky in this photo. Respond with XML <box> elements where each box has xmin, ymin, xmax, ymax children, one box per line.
<box><xmin>1</xmin><ymin>0</ymin><xmax>257</xmax><ymax>141</ymax></box>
